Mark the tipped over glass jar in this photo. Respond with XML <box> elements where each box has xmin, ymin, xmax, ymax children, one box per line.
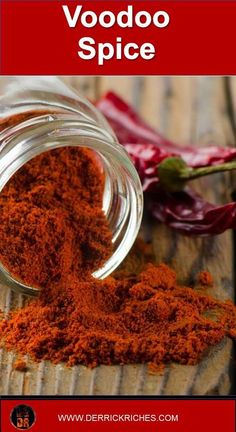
<box><xmin>0</xmin><ymin>77</ymin><xmax>143</xmax><ymax>296</ymax></box>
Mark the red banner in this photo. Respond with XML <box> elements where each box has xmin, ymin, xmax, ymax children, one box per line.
<box><xmin>1</xmin><ymin>1</ymin><xmax>236</xmax><ymax>75</ymax></box>
<box><xmin>1</xmin><ymin>399</ymin><xmax>235</xmax><ymax>432</ymax></box>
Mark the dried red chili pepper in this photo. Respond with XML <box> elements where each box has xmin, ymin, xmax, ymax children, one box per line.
<box><xmin>97</xmin><ymin>92</ymin><xmax>236</xmax><ymax>236</ymax></box>
<box><xmin>97</xmin><ymin>91</ymin><xmax>236</xmax><ymax>167</ymax></box>
<box><xmin>149</xmin><ymin>188</ymin><xmax>236</xmax><ymax>235</ymax></box>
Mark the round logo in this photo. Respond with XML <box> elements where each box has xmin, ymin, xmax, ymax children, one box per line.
<box><xmin>10</xmin><ymin>404</ymin><xmax>36</xmax><ymax>430</ymax></box>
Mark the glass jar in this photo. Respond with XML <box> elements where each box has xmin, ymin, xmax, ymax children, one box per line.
<box><xmin>0</xmin><ymin>77</ymin><xmax>143</xmax><ymax>296</ymax></box>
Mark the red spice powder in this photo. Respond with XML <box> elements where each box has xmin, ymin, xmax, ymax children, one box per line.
<box><xmin>13</xmin><ymin>359</ymin><xmax>28</xmax><ymax>372</ymax></box>
<box><xmin>0</xmin><ymin>263</ymin><xmax>235</xmax><ymax>369</ymax></box>
<box><xmin>198</xmin><ymin>271</ymin><xmax>213</xmax><ymax>287</ymax></box>
<box><xmin>0</xmin><ymin>147</ymin><xmax>113</xmax><ymax>288</ymax></box>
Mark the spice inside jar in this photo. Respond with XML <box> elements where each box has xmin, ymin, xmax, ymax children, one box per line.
<box><xmin>0</xmin><ymin>146</ymin><xmax>113</xmax><ymax>288</ymax></box>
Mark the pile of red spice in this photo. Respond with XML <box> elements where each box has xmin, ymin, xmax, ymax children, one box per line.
<box><xmin>0</xmin><ymin>145</ymin><xmax>235</xmax><ymax>370</ymax></box>
<box><xmin>0</xmin><ymin>147</ymin><xmax>112</xmax><ymax>288</ymax></box>
<box><xmin>0</xmin><ymin>263</ymin><xmax>235</xmax><ymax>368</ymax></box>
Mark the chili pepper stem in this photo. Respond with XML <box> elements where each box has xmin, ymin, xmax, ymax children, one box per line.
<box><xmin>181</xmin><ymin>161</ymin><xmax>236</xmax><ymax>180</ymax></box>
<box><xmin>158</xmin><ymin>156</ymin><xmax>236</xmax><ymax>192</ymax></box>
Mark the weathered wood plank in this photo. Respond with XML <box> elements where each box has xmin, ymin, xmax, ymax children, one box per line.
<box><xmin>228</xmin><ymin>77</ymin><xmax>236</xmax><ymax>124</ymax></box>
<box><xmin>61</xmin><ymin>76</ymin><xmax>97</xmax><ymax>100</ymax></box>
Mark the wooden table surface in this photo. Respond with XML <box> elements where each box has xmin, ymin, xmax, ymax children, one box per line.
<box><xmin>0</xmin><ymin>76</ymin><xmax>235</xmax><ymax>395</ymax></box>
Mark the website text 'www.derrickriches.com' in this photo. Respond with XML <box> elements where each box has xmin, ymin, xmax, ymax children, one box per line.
<box><xmin>57</xmin><ymin>413</ymin><xmax>179</xmax><ymax>423</ymax></box>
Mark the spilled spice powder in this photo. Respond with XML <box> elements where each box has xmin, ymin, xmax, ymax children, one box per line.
<box><xmin>0</xmin><ymin>263</ymin><xmax>235</xmax><ymax>368</ymax></box>
<box><xmin>13</xmin><ymin>359</ymin><xmax>28</xmax><ymax>372</ymax></box>
<box><xmin>198</xmin><ymin>271</ymin><xmax>213</xmax><ymax>287</ymax></box>
<box><xmin>0</xmin><ymin>147</ymin><xmax>113</xmax><ymax>287</ymax></box>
